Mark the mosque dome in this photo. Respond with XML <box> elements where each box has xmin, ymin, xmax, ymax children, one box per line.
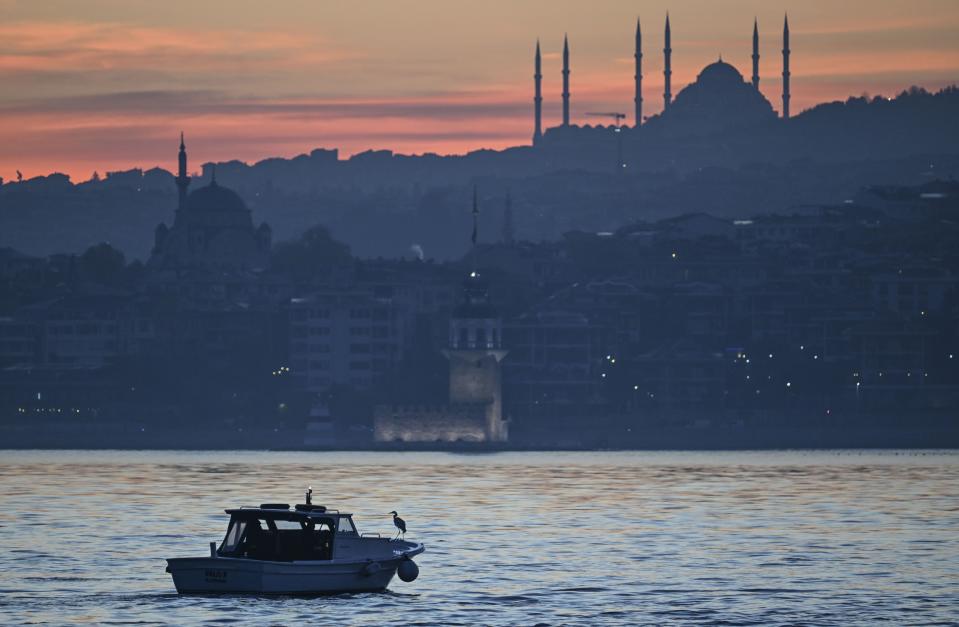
<box><xmin>185</xmin><ymin>180</ymin><xmax>248</xmax><ymax>213</ymax></box>
<box><xmin>696</xmin><ymin>59</ymin><xmax>745</xmax><ymax>85</ymax></box>
<box><xmin>661</xmin><ymin>58</ymin><xmax>776</xmax><ymax>133</ymax></box>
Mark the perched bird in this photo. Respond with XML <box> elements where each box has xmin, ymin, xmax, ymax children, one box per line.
<box><xmin>390</xmin><ymin>510</ymin><xmax>406</xmax><ymax>540</ymax></box>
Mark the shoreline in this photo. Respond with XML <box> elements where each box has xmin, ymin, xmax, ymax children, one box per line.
<box><xmin>2</xmin><ymin>422</ymin><xmax>956</xmax><ymax>452</ymax></box>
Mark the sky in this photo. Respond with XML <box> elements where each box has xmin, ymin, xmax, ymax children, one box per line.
<box><xmin>1</xmin><ymin>0</ymin><xmax>958</xmax><ymax>182</ymax></box>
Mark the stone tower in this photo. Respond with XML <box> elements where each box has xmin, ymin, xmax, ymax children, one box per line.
<box><xmin>372</xmin><ymin>191</ymin><xmax>508</xmax><ymax>444</ymax></box>
<box><xmin>444</xmin><ymin>272</ymin><xmax>509</xmax><ymax>442</ymax></box>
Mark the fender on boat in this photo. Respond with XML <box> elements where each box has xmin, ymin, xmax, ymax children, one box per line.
<box><xmin>397</xmin><ymin>558</ymin><xmax>419</xmax><ymax>582</ymax></box>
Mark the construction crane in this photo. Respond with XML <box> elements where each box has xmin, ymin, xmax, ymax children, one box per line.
<box><xmin>585</xmin><ymin>112</ymin><xmax>627</xmax><ymax>171</ymax></box>
<box><xmin>586</xmin><ymin>112</ymin><xmax>626</xmax><ymax>127</ymax></box>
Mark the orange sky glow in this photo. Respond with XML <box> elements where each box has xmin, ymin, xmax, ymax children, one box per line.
<box><xmin>1</xmin><ymin>0</ymin><xmax>958</xmax><ymax>182</ymax></box>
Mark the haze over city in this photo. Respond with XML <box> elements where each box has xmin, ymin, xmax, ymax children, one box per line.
<box><xmin>3</xmin><ymin>0</ymin><xmax>959</xmax><ymax>179</ymax></box>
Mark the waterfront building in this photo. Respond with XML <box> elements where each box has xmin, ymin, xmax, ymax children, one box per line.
<box><xmin>374</xmin><ymin>271</ymin><xmax>509</xmax><ymax>443</ymax></box>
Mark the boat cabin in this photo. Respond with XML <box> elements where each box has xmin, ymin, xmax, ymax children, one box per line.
<box><xmin>217</xmin><ymin>504</ymin><xmax>359</xmax><ymax>562</ymax></box>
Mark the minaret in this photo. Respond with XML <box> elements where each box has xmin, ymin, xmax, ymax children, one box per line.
<box><xmin>502</xmin><ymin>189</ymin><xmax>515</xmax><ymax>245</ymax></box>
<box><xmin>176</xmin><ymin>132</ymin><xmax>190</xmax><ymax>210</ymax></box>
<box><xmin>782</xmin><ymin>14</ymin><xmax>791</xmax><ymax>119</ymax></box>
<box><xmin>663</xmin><ymin>14</ymin><xmax>672</xmax><ymax>111</ymax></box>
<box><xmin>533</xmin><ymin>40</ymin><xmax>543</xmax><ymax>143</ymax></box>
<box><xmin>634</xmin><ymin>17</ymin><xmax>643</xmax><ymax>126</ymax></box>
<box><xmin>562</xmin><ymin>34</ymin><xmax>570</xmax><ymax>126</ymax></box>
<box><xmin>752</xmin><ymin>18</ymin><xmax>760</xmax><ymax>90</ymax></box>
<box><xmin>471</xmin><ymin>185</ymin><xmax>479</xmax><ymax>270</ymax></box>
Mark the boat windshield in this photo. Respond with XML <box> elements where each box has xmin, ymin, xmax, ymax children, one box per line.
<box><xmin>220</xmin><ymin>519</ymin><xmax>247</xmax><ymax>553</ymax></box>
<box><xmin>219</xmin><ymin>515</ymin><xmax>337</xmax><ymax>561</ymax></box>
<box><xmin>337</xmin><ymin>516</ymin><xmax>357</xmax><ymax>534</ymax></box>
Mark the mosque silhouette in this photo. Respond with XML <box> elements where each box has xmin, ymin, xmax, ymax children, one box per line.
<box><xmin>533</xmin><ymin>14</ymin><xmax>792</xmax><ymax>143</ymax></box>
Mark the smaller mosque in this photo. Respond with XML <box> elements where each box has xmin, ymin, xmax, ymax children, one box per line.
<box><xmin>150</xmin><ymin>135</ymin><xmax>271</xmax><ymax>273</ymax></box>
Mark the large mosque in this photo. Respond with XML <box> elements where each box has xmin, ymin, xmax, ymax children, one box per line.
<box><xmin>532</xmin><ymin>14</ymin><xmax>792</xmax><ymax>141</ymax></box>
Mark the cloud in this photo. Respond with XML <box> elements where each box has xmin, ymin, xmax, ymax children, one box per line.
<box><xmin>0</xmin><ymin>20</ymin><xmax>351</xmax><ymax>70</ymax></box>
<box><xmin>0</xmin><ymin>88</ymin><xmax>533</xmax><ymax>121</ymax></box>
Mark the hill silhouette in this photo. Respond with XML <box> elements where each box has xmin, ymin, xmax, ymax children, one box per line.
<box><xmin>1</xmin><ymin>85</ymin><xmax>957</xmax><ymax>260</ymax></box>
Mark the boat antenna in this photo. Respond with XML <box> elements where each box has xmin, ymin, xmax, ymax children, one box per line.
<box><xmin>305</xmin><ymin>486</ymin><xmax>312</xmax><ymax>505</ymax></box>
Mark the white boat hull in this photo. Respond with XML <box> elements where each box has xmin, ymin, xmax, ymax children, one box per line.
<box><xmin>166</xmin><ymin>555</ymin><xmax>410</xmax><ymax>594</ymax></box>
<box><xmin>167</xmin><ymin>541</ymin><xmax>423</xmax><ymax>594</ymax></box>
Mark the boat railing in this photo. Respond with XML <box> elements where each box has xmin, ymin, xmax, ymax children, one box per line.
<box><xmin>234</xmin><ymin>506</ymin><xmax>343</xmax><ymax>515</ymax></box>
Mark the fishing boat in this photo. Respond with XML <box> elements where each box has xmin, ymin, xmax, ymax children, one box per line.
<box><xmin>166</xmin><ymin>489</ymin><xmax>424</xmax><ymax>594</ymax></box>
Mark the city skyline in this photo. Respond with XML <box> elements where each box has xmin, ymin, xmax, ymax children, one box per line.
<box><xmin>2</xmin><ymin>0</ymin><xmax>959</xmax><ymax>180</ymax></box>
<box><xmin>1</xmin><ymin>4</ymin><xmax>957</xmax><ymax>623</ymax></box>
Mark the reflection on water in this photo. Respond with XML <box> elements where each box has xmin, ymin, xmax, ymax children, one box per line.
<box><xmin>1</xmin><ymin>450</ymin><xmax>957</xmax><ymax>625</ymax></box>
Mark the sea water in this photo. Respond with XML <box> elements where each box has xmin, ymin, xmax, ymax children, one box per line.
<box><xmin>0</xmin><ymin>450</ymin><xmax>956</xmax><ymax>625</ymax></box>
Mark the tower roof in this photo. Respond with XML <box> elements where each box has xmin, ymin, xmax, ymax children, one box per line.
<box><xmin>452</xmin><ymin>271</ymin><xmax>497</xmax><ymax>319</ymax></box>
